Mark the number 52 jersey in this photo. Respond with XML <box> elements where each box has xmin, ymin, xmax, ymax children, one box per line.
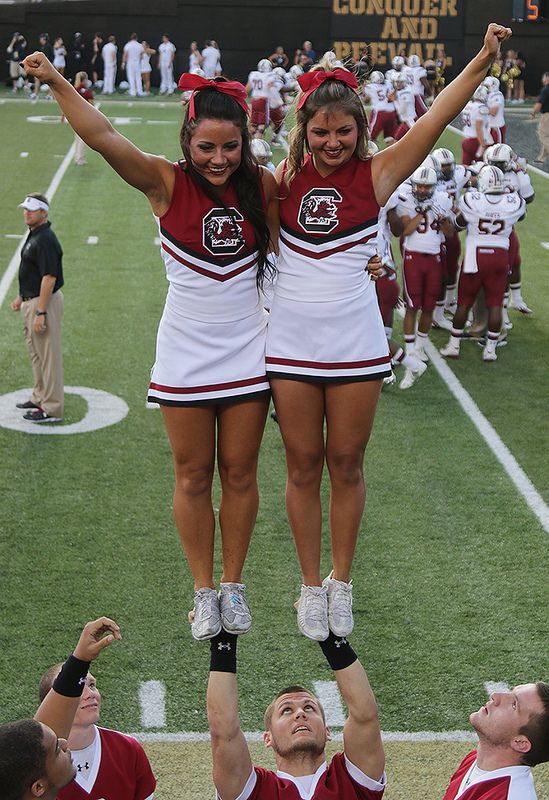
<box><xmin>458</xmin><ymin>189</ymin><xmax>525</xmax><ymax>273</ymax></box>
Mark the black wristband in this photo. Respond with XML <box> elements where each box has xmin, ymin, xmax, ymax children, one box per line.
<box><xmin>209</xmin><ymin>631</ymin><xmax>238</xmax><ymax>673</ymax></box>
<box><xmin>52</xmin><ymin>654</ymin><xmax>90</xmax><ymax>697</ymax></box>
<box><xmin>319</xmin><ymin>632</ymin><xmax>358</xmax><ymax>671</ymax></box>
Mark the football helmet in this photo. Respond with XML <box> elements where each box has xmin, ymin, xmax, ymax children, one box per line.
<box><xmin>411</xmin><ymin>166</ymin><xmax>438</xmax><ymax>201</ymax></box>
<box><xmin>289</xmin><ymin>64</ymin><xmax>303</xmax><ymax>80</ymax></box>
<box><xmin>484</xmin><ymin>143</ymin><xmax>513</xmax><ymax>172</ymax></box>
<box><xmin>257</xmin><ymin>59</ymin><xmax>272</xmax><ymax>73</ymax></box>
<box><xmin>392</xmin><ymin>55</ymin><xmax>405</xmax><ymax>70</ymax></box>
<box><xmin>251</xmin><ymin>138</ymin><xmax>273</xmax><ymax>160</ymax></box>
<box><xmin>473</xmin><ymin>85</ymin><xmax>488</xmax><ymax>103</ymax></box>
<box><xmin>432</xmin><ymin>147</ymin><xmax>455</xmax><ymax>181</ymax></box>
<box><xmin>407</xmin><ymin>54</ymin><xmax>421</xmax><ymax>68</ymax></box>
<box><xmin>478</xmin><ymin>165</ymin><xmax>506</xmax><ymax>194</ymax></box>
<box><xmin>483</xmin><ymin>76</ymin><xmax>500</xmax><ymax>92</ymax></box>
<box><xmin>369</xmin><ymin>71</ymin><xmax>385</xmax><ymax>84</ymax></box>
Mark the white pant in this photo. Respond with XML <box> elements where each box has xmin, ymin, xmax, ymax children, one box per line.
<box><xmin>127</xmin><ymin>61</ymin><xmax>143</xmax><ymax>96</ymax></box>
<box><xmin>160</xmin><ymin>61</ymin><xmax>174</xmax><ymax>92</ymax></box>
<box><xmin>103</xmin><ymin>63</ymin><xmax>116</xmax><ymax>93</ymax></box>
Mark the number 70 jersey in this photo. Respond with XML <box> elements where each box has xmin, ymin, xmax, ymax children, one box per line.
<box><xmin>458</xmin><ymin>190</ymin><xmax>525</xmax><ymax>249</ymax></box>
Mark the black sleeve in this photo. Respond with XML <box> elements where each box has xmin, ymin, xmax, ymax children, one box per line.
<box><xmin>36</xmin><ymin>235</ymin><xmax>63</xmax><ymax>278</ymax></box>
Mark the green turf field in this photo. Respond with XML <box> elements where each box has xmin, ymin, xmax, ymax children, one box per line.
<box><xmin>0</xmin><ymin>95</ymin><xmax>548</xmax><ymax>799</ymax></box>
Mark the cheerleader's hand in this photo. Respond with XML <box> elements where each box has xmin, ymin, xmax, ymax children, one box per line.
<box><xmin>366</xmin><ymin>254</ymin><xmax>383</xmax><ymax>281</ymax></box>
<box><xmin>483</xmin><ymin>24</ymin><xmax>512</xmax><ymax>59</ymax></box>
<box><xmin>22</xmin><ymin>51</ymin><xmax>59</xmax><ymax>85</ymax></box>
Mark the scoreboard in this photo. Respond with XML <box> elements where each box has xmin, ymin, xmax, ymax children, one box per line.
<box><xmin>512</xmin><ymin>0</ymin><xmax>546</xmax><ymax>21</ymax></box>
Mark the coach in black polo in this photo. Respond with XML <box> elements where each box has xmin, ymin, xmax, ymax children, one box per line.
<box><xmin>11</xmin><ymin>193</ymin><xmax>64</xmax><ymax>422</ymax></box>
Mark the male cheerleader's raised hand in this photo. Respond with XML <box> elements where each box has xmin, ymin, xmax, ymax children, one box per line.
<box><xmin>35</xmin><ymin>616</ymin><xmax>122</xmax><ymax>738</ymax></box>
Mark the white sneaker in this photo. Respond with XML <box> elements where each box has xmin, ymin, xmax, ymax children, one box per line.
<box><xmin>483</xmin><ymin>348</ymin><xmax>497</xmax><ymax>361</ymax></box>
<box><xmin>295</xmin><ymin>585</ymin><xmax>329</xmax><ymax>641</ymax></box>
<box><xmin>323</xmin><ymin>571</ymin><xmax>353</xmax><ymax>636</ymax></box>
<box><xmin>399</xmin><ymin>359</ymin><xmax>427</xmax><ymax>390</ymax></box>
<box><xmin>188</xmin><ymin>587</ymin><xmax>221</xmax><ymax>641</ymax></box>
<box><xmin>445</xmin><ymin>301</ymin><xmax>457</xmax><ymax>314</ymax></box>
<box><xmin>509</xmin><ymin>299</ymin><xmax>533</xmax><ymax>314</ymax></box>
<box><xmin>219</xmin><ymin>582</ymin><xmax>252</xmax><ymax>634</ymax></box>
<box><xmin>440</xmin><ymin>342</ymin><xmax>460</xmax><ymax>359</ymax></box>
<box><xmin>414</xmin><ymin>348</ymin><xmax>429</xmax><ymax>362</ymax></box>
<box><xmin>382</xmin><ymin>371</ymin><xmax>396</xmax><ymax>388</ymax></box>
<box><xmin>432</xmin><ymin>315</ymin><xmax>453</xmax><ymax>331</ymax></box>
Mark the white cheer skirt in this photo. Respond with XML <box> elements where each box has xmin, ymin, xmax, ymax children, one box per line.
<box><xmin>266</xmin><ymin>282</ymin><xmax>391</xmax><ymax>382</ymax></box>
<box><xmin>148</xmin><ymin>303</ymin><xmax>270</xmax><ymax>406</ymax></box>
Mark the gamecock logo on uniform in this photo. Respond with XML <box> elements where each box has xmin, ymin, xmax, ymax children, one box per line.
<box><xmin>203</xmin><ymin>208</ymin><xmax>245</xmax><ymax>256</ymax></box>
<box><xmin>298</xmin><ymin>188</ymin><xmax>342</xmax><ymax>234</ymax></box>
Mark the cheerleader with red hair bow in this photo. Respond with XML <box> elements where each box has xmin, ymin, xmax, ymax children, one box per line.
<box><xmin>21</xmin><ymin>51</ymin><xmax>279</xmax><ymax>642</ymax></box>
<box><xmin>268</xmin><ymin>25</ymin><xmax>512</xmax><ymax>642</ymax></box>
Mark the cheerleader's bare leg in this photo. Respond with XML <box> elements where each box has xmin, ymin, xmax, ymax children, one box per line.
<box><xmin>161</xmin><ymin>405</ymin><xmax>216</xmax><ymax>590</ymax></box>
<box><xmin>325</xmin><ymin>380</ymin><xmax>382</xmax><ymax>583</ymax></box>
<box><xmin>270</xmin><ymin>379</ymin><xmax>326</xmax><ymax>587</ymax></box>
<box><xmin>217</xmin><ymin>397</ymin><xmax>269</xmax><ymax>584</ymax></box>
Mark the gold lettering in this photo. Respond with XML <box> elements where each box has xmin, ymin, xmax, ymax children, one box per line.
<box><xmin>365</xmin><ymin>0</ymin><xmax>385</xmax><ymax>12</ymax></box>
<box><xmin>350</xmin><ymin>0</ymin><xmax>366</xmax><ymax>11</ymax></box>
<box><xmin>440</xmin><ymin>0</ymin><xmax>458</xmax><ymax>14</ymax></box>
<box><xmin>352</xmin><ymin>41</ymin><xmax>368</xmax><ymax>59</ymax></box>
<box><xmin>408</xmin><ymin>43</ymin><xmax>423</xmax><ymax>57</ymax></box>
<box><xmin>380</xmin><ymin>16</ymin><xmax>400</xmax><ymax>39</ymax></box>
<box><xmin>400</xmin><ymin>17</ymin><xmax>420</xmax><ymax>38</ymax></box>
<box><xmin>403</xmin><ymin>0</ymin><xmax>420</xmax><ymax>13</ymax></box>
<box><xmin>422</xmin><ymin>0</ymin><xmax>439</xmax><ymax>13</ymax></box>
<box><xmin>419</xmin><ymin>17</ymin><xmax>438</xmax><ymax>38</ymax></box>
<box><xmin>334</xmin><ymin>41</ymin><xmax>352</xmax><ymax>60</ymax></box>
<box><xmin>386</xmin><ymin>0</ymin><xmax>402</xmax><ymax>13</ymax></box>
<box><xmin>333</xmin><ymin>0</ymin><xmax>349</xmax><ymax>13</ymax></box>
<box><xmin>369</xmin><ymin>42</ymin><xmax>388</xmax><ymax>65</ymax></box>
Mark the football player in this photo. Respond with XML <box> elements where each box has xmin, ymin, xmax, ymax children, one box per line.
<box><xmin>364</xmin><ymin>71</ymin><xmax>398</xmax><ymax>147</ymax></box>
<box><xmin>246</xmin><ymin>58</ymin><xmax>274</xmax><ymax>138</ymax></box>
<box><xmin>461</xmin><ymin>85</ymin><xmax>491</xmax><ymax>165</ymax></box>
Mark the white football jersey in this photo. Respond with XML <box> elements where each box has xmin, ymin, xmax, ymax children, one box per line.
<box><xmin>247</xmin><ymin>70</ymin><xmax>273</xmax><ymax>99</ymax></box>
<box><xmin>406</xmin><ymin>65</ymin><xmax>427</xmax><ymax>95</ymax></box>
<box><xmin>503</xmin><ymin>168</ymin><xmax>534</xmax><ymax>201</ymax></box>
<box><xmin>158</xmin><ymin>41</ymin><xmax>176</xmax><ymax>64</ymax></box>
<box><xmin>364</xmin><ymin>83</ymin><xmax>395</xmax><ymax>112</ymax></box>
<box><xmin>397</xmin><ymin>189</ymin><xmax>452</xmax><ymax>254</ymax></box>
<box><xmin>459</xmin><ymin>190</ymin><xmax>525</xmax><ymax>273</ymax></box>
<box><xmin>487</xmin><ymin>90</ymin><xmax>505</xmax><ymax>128</ymax></box>
<box><xmin>438</xmin><ymin>164</ymin><xmax>470</xmax><ymax>206</ymax></box>
<box><xmin>394</xmin><ymin>87</ymin><xmax>416</xmax><ymax>125</ymax></box>
<box><xmin>461</xmin><ymin>100</ymin><xmax>490</xmax><ymax>140</ymax></box>
<box><xmin>385</xmin><ymin>68</ymin><xmax>405</xmax><ymax>87</ymax></box>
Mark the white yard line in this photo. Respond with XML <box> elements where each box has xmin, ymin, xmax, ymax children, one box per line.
<box><xmin>484</xmin><ymin>681</ymin><xmax>510</xmax><ymax>695</ymax></box>
<box><xmin>424</xmin><ymin>340</ymin><xmax>549</xmax><ymax>534</ymax></box>
<box><xmin>313</xmin><ymin>680</ymin><xmax>346</xmax><ymax>726</ymax></box>
<box><xmin>542</xmin><ymin>242</ymin><xmax>549</xmax><ymax>250</ymax></box>
<box><xmin>139</xmin><ymin>680</ymin><xmax>167</xmax><ymax>728</ymax></box>
<box><xmin>0</xmin><ymin>140</ymin><xmax>75</xmax><ymax>307</ymax></box>
<box><xmin>86</xmin><ymin>236</ymin><xmax>99</xmax><ymax>245</ymax></box>
<box><xmin>129</xmin><ymin>729</ymin><xmax>477</xmax><ymax>743</ymax></box>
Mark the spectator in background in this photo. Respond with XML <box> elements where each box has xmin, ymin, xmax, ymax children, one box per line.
<box><xmin>531</xmin><ymin>72</ymin><xmax>549</xmax><ymax>164</ymax></box>
<box><xmin>294</xmin><ymin>39</ymin><xmax>316</xmax><ymax>70</ymax></box>
<box><xmin>269</xmin><ymin>45</ymin><xmax>289</xmax><ymax>69</ymax></box>
<box><xmin>201</xmin><ymin>39</ymin><xmax>221</xmax><ymax>78</ymax></box>
<box><xmin>122</xmin><ymin>33</ymin><xmax>145</xmax><ymax>97</ymax></box>
<box><xmin>52</xmin><ymin>37</ymin><xmax>66</xmax><ymax>76</ymax></box>
<box><xmin>7</xmin><ymin>32</ymin><xmax>28</xmax><ymax>92</ymax></box>
<box><xmin>435</xmin><ymin>46</ymin><xmax>447</xmax><ymax>95</ymax></box>
<box><xmin>189</xmin><ymin>40</ymin><xmax>203</xmax><ymax>72</ymax></box>
<box><xmin>90</xmin><ymin>33</ymin><xmax>103</xmax><ymax>87</ymax></box>
<box><xmin>101</xmin><ymin>35</ymin><xmax>117</xmax><ymax>94</ymax></box>
<box><xmin>158</xmin><ymin>33</ymin><xmax>176</xmax><ymax>94</ymax></box>
<box><xmin>70</xmin><ymin>32</ymin><xmax>87</xmax><ymax>81</ymax></box>
<box><xmin>141</xmin><ymin>41</ymin><xmax>156</xmax><ymax>95</ymax></box>
<box><xmin>513</xmin><ymin>51</ymin><xmax>526</xmax><ymax>103</ymax></box>
<box><xmin>11</xmin><ymin>193</ymin><xmax>65</xmax><ymax>423</ymax></box>
<box><xmin>31</xmin><ymin>32</ymin><xmax>53</xmax><ymax>98</ymax></box>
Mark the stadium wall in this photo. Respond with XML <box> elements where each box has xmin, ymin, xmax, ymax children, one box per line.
<box><xmin>1</xmin><ymin>0</ymin><xmax>547</xmax><ymax>93</ymax></box>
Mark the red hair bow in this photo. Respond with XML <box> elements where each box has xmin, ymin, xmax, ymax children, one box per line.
<box><xmin>296</xmin><ymin>68</ymin><xmax>359</xmax><ymax>110</ymax></box>
<box><xmin>178</xmin><ymin>73</ymin><xmax>249</xmax><ymax>120</ymax></box>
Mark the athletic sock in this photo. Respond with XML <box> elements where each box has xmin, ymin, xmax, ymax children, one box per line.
<box><xmin>450</xmin><ymin>328</ymin><xmax>463</xmax><ymax>349</ymax></box>
<box><xmin>485</xmin><ymin>331</ymin><xmax>499</xmax><ymax>354</ymax></box>
<box><xmin>416</xmin><ymin>330</ymin><xmax>429</xmax><ymax>354</ymax></box>
<box><xmin>404</xmin><ymin>334</ymin><xmax>415</xmax><ymax>356</ymax></box>
<box><xmin>510</xmin><ymin>282</ymin><xmax>522</xmax><ymax>303</ymax></box>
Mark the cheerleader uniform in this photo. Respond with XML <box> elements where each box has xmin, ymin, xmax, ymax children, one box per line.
<box><xmin>266</xmin><ymin>155</ymin><xmax>391</xmax><ymax>382</ymax></box>
<box><xmin>53</xmin><ymin>46</ymin><xmax>66</xmax><ymax>70</ymax></box>
<box><xmin>149</xmin><ymin>162</ymin><xmax>270</xmax><ymax>405</ymax></box>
